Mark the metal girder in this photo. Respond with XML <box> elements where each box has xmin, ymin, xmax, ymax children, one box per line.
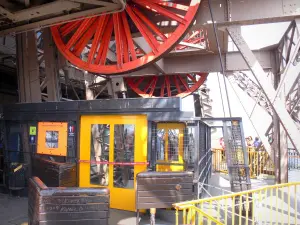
<box><xmin>227</xmin><ymin>26</ymin><xmax>300</xmax><ymax>154</ymax></box>
<box><xmin>125</xmin><ymin>50</ymin><xmax>274</xmax><ymax>76</ymax></box>
<box><xmin>193</xmin><ymin>0</ymin><xmax>300</xmax><ymax>30</ymax></box>
<box><xmin>226</xmin><ymin>72</ymin><xmax>273</xmax><ymax>157</ymax></box>
<box><xmin>16</xmin><ymin>32</ymin><xmax>41</xmax><ymax>103</ymax></box>
<box><xmin>227</xmin><ymin>71</ymin><xmax>273</xmax><ymax>115</ymax></box>
<box><xmin>0</xmin><ymin>0</ymin><xmax>126</xmax><ymax>36</ymax></box>
<box><xmin>286</xmin><ymin>76</ymin><xmax>300</xmax><ymax>124</ymax></box>
<box><xmin>42</xmin><ymin>28</ymin><xmax>61</xmax><ymax>101</ymax></box>
<box><xmin>273</xmin><ymin>19</ymin><xmax>300</xmax><ymax>106</ymax></box>
<box><xmin>9</xmin><ymin>2</ymin><xmax>81</xmax><ymax>23</ymax></box>
<box><xmin>133</xmin><ymin>37</ymin><xmax>165</xmax><ymax>74</ymax></box>
<box><xmin>69</xmin><ymin>0</ymin><xmax>117</xmax><ymax>7</ymax></box>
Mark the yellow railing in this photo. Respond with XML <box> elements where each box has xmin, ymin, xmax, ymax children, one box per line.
<box><xmin>173</xmin><ymin>182</ymin><xmax>300</xmax><ymax>225</ymax></box>
<box><xmin>212</xmin><ymin>148</ymin><xmax>275</xmax><ymax>178</ymax></box>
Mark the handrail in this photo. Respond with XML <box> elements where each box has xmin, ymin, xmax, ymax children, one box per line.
<box><xmin>196</xmin><ymin>148</ymin><xmax>212</xmax><ymax>197</ymax></box>
<box><xmin>174</xmin><ymin>182</ymin><xmax>300</xmax><ymax>207</ymax></box>
<box><xmin>197</xmin><ymin>149</ymin><xmax>212</xmax><ymax>182</ymax></box>
<box><xmin>177</xmin><ymin>204</ymin><xmax>225</xmax><ymax>225</ymax></box>
<box><xmin>174</xmin><ymin>182</ymin><xmax>300</xmax><ymax>225</ymax></box>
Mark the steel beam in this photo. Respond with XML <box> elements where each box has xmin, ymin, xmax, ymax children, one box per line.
<box><xmin>273</xmin><ymin>19</ymin><xmax>300</xmax><ymax>105</ymax></box>
<box><xmin>133</xmin><ymin>37</ymin><xmax>165</xmax><ymax>74</ymax></box>
<box><xmin>227</xmin><ymin>26</ymin><xmax>300</xmax><ymax>154</ymax></box>
<box><xmin>12</xmin><ymin>2</ymin><xmax>81</xmax><ymax>22</ymax></box>
<box><xmin>228</xmin><ymin>71</ymin><xmax>273</xmax><ymax>115</ymax></box>
<box><xmin>0</xmin><ymin>1</ymin><xmax>125</xmax><ymax>36</ymax></box>
<box><xmin>124</xmin><ymin>50</ymin><xmax>274</xmax><ymax>76</ymax></box>
<box><xmin>193</xmin><ymin>0</ymin><xmax>300</xmax><ymax>29</ymax></box>
<box><xmin>42</xmin><ymin>28</ymin><xmax>61</xmax><ymax>101</ymax></box>
<box><xmin>17</xmin><ymin>32</ymin><xmax>41</xmax><ymax>103</ymax></box>
<box><xmin>226</xmin><ymin>72</ymin><xmax>273</xmax><ymax>158</ymax></box>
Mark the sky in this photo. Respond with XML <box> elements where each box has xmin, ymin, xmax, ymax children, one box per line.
<box><xmin>205</xmin><ymin>22</ymin><xmax>290</xmax><ymax>145</ymax></box>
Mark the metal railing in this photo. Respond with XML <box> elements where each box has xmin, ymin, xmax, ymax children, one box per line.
<box><xmin>174</xmin><ymin>182</ymin><xmax>300</xmax><ymax>225</ymax></box>
<box><xmin>197</xmin><ymin>148</ymin><xmax>212</xmax><ymax>198</ymax></box>
<box><xmin>213</xmin><ymin>148</ymin><xmax>275</xmax><ymax>178</ymax></box>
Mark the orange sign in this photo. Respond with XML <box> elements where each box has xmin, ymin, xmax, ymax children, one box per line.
<box><xmin>37</xmin><ymin>122</ymin><xmax>68</xmax><ymax>156</ymax></box>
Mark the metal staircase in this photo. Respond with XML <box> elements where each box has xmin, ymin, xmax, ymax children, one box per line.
<box><xmin>223</xmin><ymin>120</ymin><xmax>251</xmax><ymax>193</ymax></box>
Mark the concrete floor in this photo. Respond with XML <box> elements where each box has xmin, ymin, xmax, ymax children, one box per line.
<box><xmin>0</xmin><ymin>192</ymin><xmax>173</xmax><ymax>225</ymax></box>
<box><xmin>1</xmin><ymin>172</ymin><xmax>297</xmax><ymax>225</ymax></box>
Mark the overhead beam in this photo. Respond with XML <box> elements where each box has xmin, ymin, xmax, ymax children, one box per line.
<box><xmin>69</xmin><ymin>0</ymin><xmax>117</xmax><ymax>7</ymax></box>
<box><xmin>0</xmin><ymin>1</ymin><xmax>125</xmax><ymax>36</ymax></box>
<box><xmin>125</xmin><ymin>50</ymin><xmax>275</xmax><ymax>76</ymax></box>
<box><xmin>193</xmin><ymin>0</ymin><xmax>300</xmax><ymax>30</ymax></box>
<box><xmin>134</xmin><ymin>37</ymin><xmax>165</xmax><ymax>74</ymax></box>
<box><xmin>12</xmin><ymin>1</ymin><xmax>81</xmax><ymax>22</ymax></box>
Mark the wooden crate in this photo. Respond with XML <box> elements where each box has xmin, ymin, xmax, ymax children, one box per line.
<box><xmin>32</xmin><ymin>156</ymin><xmax>76</xmax><ymax>187</ymax></box>
<box><xmin>136</xmin><ymin>171</ymin><xmax>194</xmax><ymax>209</ymax></box>
<box><xmin>28</xmin><ymin>177</ymin><xmax>109</xmax><ymax>225</ymax></box>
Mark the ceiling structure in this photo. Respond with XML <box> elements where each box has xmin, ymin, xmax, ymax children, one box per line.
<box><xmin>0</xmin><ymin>0</ymin><xmax>126</xmax><ymax>35</ymax></box>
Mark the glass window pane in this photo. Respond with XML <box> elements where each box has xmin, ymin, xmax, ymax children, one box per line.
<box><xmin>156</xmin><ymin>129</ymin><xmax>165</xmax><ymax>161</ymax></box>
<box><xmin>45</xmin><ymin>131</ymin><xmax>59</xmax><ymax>148</ymax></box>
<box><xmin>184</xmin><ymin>128</ymin><xmax>195</xmax><ymax>165</ymax></box>
<box><xmin>113</xmin><ymin>124</ymin><xmax>135</xmax><ymax>189</ymax></box>
<box><xmin>90</xmin><ymin>124</ymin><xmax>109</xmax><ymax>186</ymax></box>
<box><xmin>168</xmin><ymin>129</ymin><xmax>179</xmax><ymax>161</ymax></box>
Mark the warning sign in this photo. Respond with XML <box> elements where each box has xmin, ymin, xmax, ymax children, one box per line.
<box><xmin>29</xmin><ymin>126</ymin><xmax>37</xmax><ymax>136</ymax></box>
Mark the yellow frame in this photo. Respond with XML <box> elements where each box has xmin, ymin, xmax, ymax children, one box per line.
<box><xmin>156</xmin><ymin>123</ymin><xmax>185</xmax><ymax>172</ymax></box>
<box><xmin>37</xmin><ymin>122</ymin><xmax>68</xmax><ymax>156</ymax></box>
<box><xmin>79</xmin><ymin>115</ymin><xmax>147</xmax><ymax>212</ymax></box>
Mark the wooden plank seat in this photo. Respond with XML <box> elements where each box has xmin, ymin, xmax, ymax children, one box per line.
<box><xmin>136</xmin><ymin>171</ymin><xmax>194</xmax><ymax>224</ymax></box>
<box><xmin>28</xmin><ymin>177</ymin><xmax>109</xmax><ymax>225</ymax></box>
<box><xmin>32</xmin><ymin>156</ymin><xmax>76</xmax><ymax>187</ymax></box>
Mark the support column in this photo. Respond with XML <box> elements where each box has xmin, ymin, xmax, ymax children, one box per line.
<box><xmin>42</xmin><ymin>28</ymin><xmax>61</xmax><ymax>101</ymax></box>
<box><xmin>17</xmin><ymin>31</ymin><xmax>41</xmax><ymax>102</ymax></box>
<box><xmin>273</xmin><ymin>54</ymin><xmax>288</xmax><ymax>184</ymax></box>
<box><xmin>16</xmin><ymin>31</ymin><xmax>41</xmax><ymax>178</ymax></box>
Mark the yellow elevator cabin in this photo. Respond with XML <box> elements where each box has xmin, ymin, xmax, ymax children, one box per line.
<box><xmin>79</xmin><ymin>115</ymin><xmax>186</xmax><ymax>211</ymax></box>
<box><xmin>79</xmin><ymin>115</ymin><xmax>148</xmax><ymax>211</ymax></box>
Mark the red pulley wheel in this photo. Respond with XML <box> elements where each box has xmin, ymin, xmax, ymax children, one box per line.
<box><xmin>126</xmin><ymin>73</ymin><xmax>208</xmax><ymax>98</ymax></box>
<box><xmin>51</xmin><ymin>0</ymin><xmax>201</xmax><ymax>75</ymax></box>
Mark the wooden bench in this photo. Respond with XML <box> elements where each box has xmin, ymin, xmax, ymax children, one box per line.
<box><xmin>32</xmin><ymin>156</ymin><xmax>76</xmax><ymax>187</ymax></box>
<box><xmin>28</xmin><ymin>177</ymin><xmax>109</xmax><ymax>225</ymax></box>
<box><xmin>136</xmin><ymin>171</ymin><xmax>194</xmax><ymax>224</ymax></box>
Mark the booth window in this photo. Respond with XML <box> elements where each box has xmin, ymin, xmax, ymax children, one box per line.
<box><xmin>113</xmin><ymin>124</ymin><xmax>135</xmax><ymax>189</ymax></box>
<box><xmin>90</xmin><ymin>124</ymin><xmax>110</xmax><ymax>186</ymax></box>
<box><xmin>37</xmin><ymin>122</ymin><xmax>68</xmax><ymax>156</ymax></box>
<box><xmin>168</xmin><ymin>129</ymin><xmax>179</xmax><ymax>161</ymax></box>
<box><xmin>156</xmin><ymin>129</ymin><xmax>165</xmax><ymax>161</ymax></box>
<box><xmin>156</xmin><ymin>128</ymin><xmax>180</xmax><ymax>162</ymax></box>
<box><xmin>45</xmin><ymin>131</ymin><xmax>59</xmax><ymax>148</ymax></box>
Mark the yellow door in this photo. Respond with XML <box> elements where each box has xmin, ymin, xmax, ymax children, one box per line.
<box><xmin>156</xmin><ymin>123</ymin><xmax>185</xmax><ymax>172</ymax></box>
<box><xmin>79</xmin><ymin>115</ymin><xmax>147</xmax><ymax>211</ymax></box>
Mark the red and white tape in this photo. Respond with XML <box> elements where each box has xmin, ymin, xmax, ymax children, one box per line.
<box><xmin>78</xmin><ymin>160</ymin><xmax>149</xmax><ymax>166</ymax></box>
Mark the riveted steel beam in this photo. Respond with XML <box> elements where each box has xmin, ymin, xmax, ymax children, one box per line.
<box><xmin>227</xmin><ymin>25</ymin><xmax>300</xmax><ymax>154</ymax></box>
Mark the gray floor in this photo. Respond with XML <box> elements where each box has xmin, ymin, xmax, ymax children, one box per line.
<box><xmin>0</xmin><ymin>192</ymin><xmax>173</xmax><ymax>225</ymax></box>
<box><xmin>0</xmin><ymin>172</ymin><xmax>298</xmax><ymax>225</ymax></box>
